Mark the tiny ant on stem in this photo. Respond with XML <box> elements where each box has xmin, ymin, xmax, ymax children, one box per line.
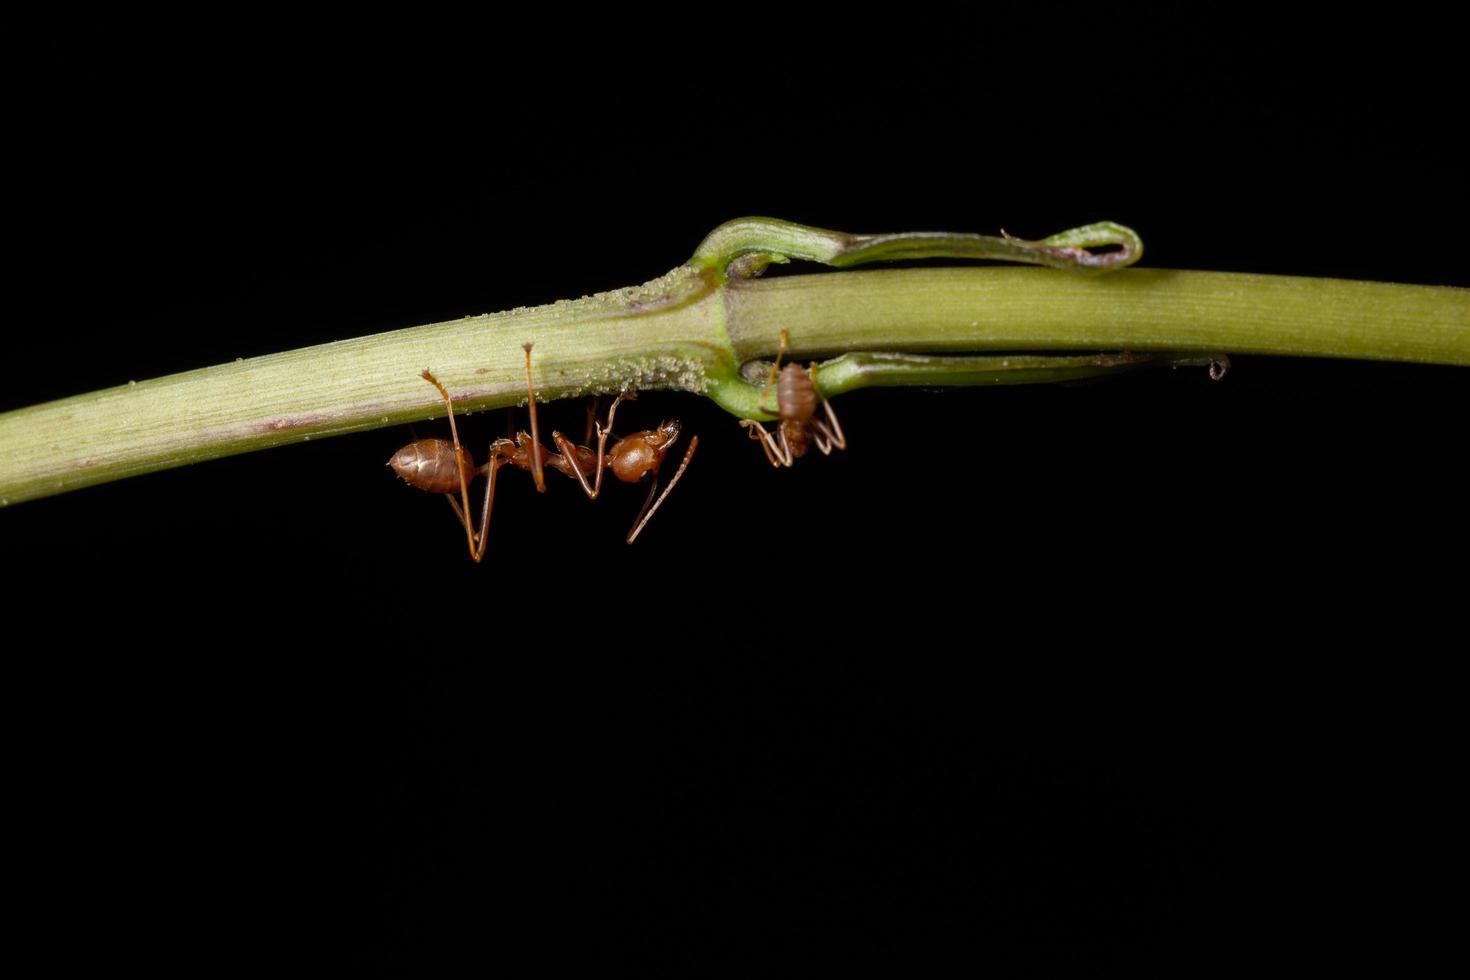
<box><xmin>739</xmin><ymin>328</ymin><xmax>847</xmax><ymax>468</ymax></box>
<box><xmin>388</xmin><ymin>344</ymin><xmax>698</xmax><ymax>561</ymax></box>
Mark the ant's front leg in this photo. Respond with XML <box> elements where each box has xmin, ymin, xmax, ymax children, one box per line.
<box><xmin>552</xmin><ymin>392</ymin><xmax>630</xmax><ymax>499</ymax></box>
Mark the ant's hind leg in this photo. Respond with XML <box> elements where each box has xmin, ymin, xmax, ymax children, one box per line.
<box><xmin>443</xmin><ymin>496</ymin><xmax>479</xmax><ymax>555</ymax></box>
<box><xmin>811</xmin><ymin>364</ymin><xmax>847</xmax><ymax>452</ymax></box>
<box><xmin>470</xmin><ymin>456</ymin><xmax>508</xmax><ymax>563</ymax></box>
<box><xmin>420</xmin><ymin>369</ymin><xmax>478</xmax><ymax>557</ymax></box>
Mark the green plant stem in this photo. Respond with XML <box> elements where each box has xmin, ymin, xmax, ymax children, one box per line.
<box><xmin>1</xmin><ymin>222</ymin><xmax>1465</xmax><ymax>507</ymax></box>
<box><xmin>728</xmin><ymin>268</ymin><xmax>1467</xmax><ymax>366</ymax></box>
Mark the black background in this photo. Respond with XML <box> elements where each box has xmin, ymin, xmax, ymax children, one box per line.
<box><xmin>5</xmin><ymin>13</ymin><xmax>1463</xmax><ymax>972</ymax></box>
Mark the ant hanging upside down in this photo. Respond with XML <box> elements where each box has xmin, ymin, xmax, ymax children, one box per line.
<box><xmin>739</xmin><ymin>328</ymin><xmax>847</xmax><ymax>467</ymax></box>
<box><xmin>389</xmin><ymin>344</ymin><xmax>699</xmax><ymax>562</ymax></box>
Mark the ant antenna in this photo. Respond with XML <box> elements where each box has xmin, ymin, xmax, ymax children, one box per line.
<box><xmin>627</xmin><ymin>436</ymin><xmax>700</xmax><ymax>544</ymax></box>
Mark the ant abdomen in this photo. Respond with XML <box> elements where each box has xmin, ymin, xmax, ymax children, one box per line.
<box><xmin>777</xmin><ymin>363</ymin><xmax>816</xmax><ymax>422</ymax></box>
<box><xmin>389</xmin><ymin>439</ymin><xmax>475</xmax><ymax>495</ymax></box>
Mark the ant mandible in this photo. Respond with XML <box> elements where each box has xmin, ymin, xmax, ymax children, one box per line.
<box><xmin>388</xmin><ymin>344</ymin><xmax>699</xmax><ymax>561</ymax></box>
<box><xmin>739</xmin><ymin>328</ymin><xmax>847</xmax><ymax>467</ymax></box>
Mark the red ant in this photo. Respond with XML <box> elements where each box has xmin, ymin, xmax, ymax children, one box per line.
<box><xmin>739</xmin><ymin>329</ymin><xmax>847</xmax><ymax>467</ymax></box>
<box><xmin>388</xmin><ymin>344</ymin><xmax>698</xmax><ymax>561</ymax></box>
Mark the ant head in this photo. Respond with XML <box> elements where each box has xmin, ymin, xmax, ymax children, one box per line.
<box><xmin>655</xmin><ymin>419</ymin><xmax>681</xmax><ymax>448</ymax></box>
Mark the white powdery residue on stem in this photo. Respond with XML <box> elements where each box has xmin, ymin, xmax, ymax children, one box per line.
<box><xmin>567</xmin><ymin>355</ymin><xmax>711</xmax><ymax>399</ymax></box>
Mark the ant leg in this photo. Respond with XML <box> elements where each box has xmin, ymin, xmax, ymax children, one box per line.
<box><xmin>819</xmin><ymin>406</ymin><xmax>847</xmax><ymax>450</ymax></box>
<box><xmin>756</xmin><ymin>327</ymin><xmax>791</xmax><ymax>416</ymax></box>
<box><xmin>471</xmin><ymin>454</ymin><xmax>508</xmax><ymax>563</ymax></box>
<box><xmin>420</xmin><ymin>369</ymin><xmax>477</xmax><ymax>558</ymax></box>
<box><xmin>627</xmin><ymin>436</ymin><xmax>699</xmax><ymax>544</ymax></box>
<box><xmin>583</xmin><ymin>396</ymin><xmax>600</xmax><ymax>445</ymax></box>
<box><xmin>522</xmin><ymin>343</ymin><xmax>546</xmax><ymax>493</ymax></box>
<box><xmin>591</xmin><ymin>392</ymin><xmax>629</xmax><ymax>496</ymax></box>
<box><xmin>444</xmin><ymin>496</ymin><xmax>478</xmax><ymax>553</ymax></box>
<box><xmin>552</xmin><ymin>392</ymin><xmax>628</xmax><ymax>499</ymax></box>
<box><xmin>552</xmin><ymin>431</ymin><xmax>600</xmax><ymax>499</ymax></box>
<box><xmin>819</xmin><ymin>389</ymin><xmax>847</xmax><ymax>449</ymax></box>
<box><xmin>811</xmin><ymin>414</ymin><xmax>847</xmax><ymax>454</ymax></box>
<box><xmin>810</xmin><ymin>363</ymin><xmax>847</xmax><ymax>453</ymax></box>
<box><xmin>739</xmin><ymin>420</ymin><xmax>792</xmax><ymax>468</ymax></box>
<box><xmin>542</xmin><ymin>396</ymin><xmax>607</xmax><ymax>494</ymax></box>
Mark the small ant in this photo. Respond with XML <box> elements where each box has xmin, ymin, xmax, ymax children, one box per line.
<box><xmin>739</xmin><ymin>328</ymin><xmax>847</xmax><ymax>468</ymax></box>
<box><xmin>388</xmin><ymin>344</ymin><xmax>698</xmax><ymax>561</ymax></box>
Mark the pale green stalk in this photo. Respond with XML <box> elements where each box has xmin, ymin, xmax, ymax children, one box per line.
<box><xmin>0</xmin><ymin>218</ymin><xmax>1464</xmax><ymax>507</ymax></box>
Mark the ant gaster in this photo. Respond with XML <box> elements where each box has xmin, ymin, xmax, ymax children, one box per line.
<box><xmin>739</xmin><ymin>328</ymin><xmax>847</xmax><ymax>467</ymax></box>
<box><xmin>389</xmin><ymin>344</ymin><xmax>698</xmax><ymax>561</ymax></box>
